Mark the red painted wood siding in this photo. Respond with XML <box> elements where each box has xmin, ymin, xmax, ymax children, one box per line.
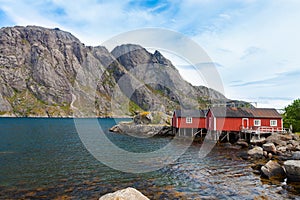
<box><xmin>248</xmin><ymin>118</ymin><xmax>282</xmax><ymax>129</ymax></box>
<box><xmin>216</xmin><ymin>118</ymin><xmax>242</xmax><ymax>131</ymax></box>
<box><xmin>172</xmin><ymin>116</ymin><xmax>206</xmax><ymax>128</ymax></box>
<box><xmin>206</xmin><ymin>109</ymin><xmax>282</xmax><ymax>131</ymax></box>
<box><xmin>214</xmin><ymin>118</ymin><xmax>282</xmax><ymax>132</ymax></box>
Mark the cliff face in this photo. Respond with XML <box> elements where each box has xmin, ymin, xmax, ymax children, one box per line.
<box><xmin>0</xmin><ymin>26</ymin><xmax>227</xmax><ymax>117</ymax></box>
<box><xmin>111</xmin><ymin>44</ymin><xmax>227</xmax><ymax>110</ymax></box>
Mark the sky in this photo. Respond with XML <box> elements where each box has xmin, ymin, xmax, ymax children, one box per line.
<box><xmin>0</xmin><ymin>0</ymin><xmax>299</xmax><ymax>109</ymax></box>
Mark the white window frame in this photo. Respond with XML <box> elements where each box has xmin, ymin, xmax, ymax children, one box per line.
<box><xmin>270</xmin><ymin>120</ymin><xmax>277</xmax><ymax>127</ymax></box>
<box><xmin>186</xmin><ymin>117</ymin><xmax>192</xmax><ymax>124</ymax></box>
<box><xmin>254</xmin><ymin>119</ymin><xmax>261</xmax><ymax>126</ymax></box>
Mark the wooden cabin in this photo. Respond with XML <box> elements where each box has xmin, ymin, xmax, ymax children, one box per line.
<box><xmin>172</xmin><ymin>110</ymin><xmax>206</xmax><ymax>136</ymax></box>
<box><xmin>206</xmin><ymin>107</ymin><xmax>283</xmax><ymax>133</ymax></box>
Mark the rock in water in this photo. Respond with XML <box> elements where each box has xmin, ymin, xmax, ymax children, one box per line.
<box><xmin>109</xmin><ymin>125</ymin><xmax>123</xmax><ymax>133</ymax></box>
<box><xmin>247</xmin><ymin>146</ymin><xmax>264</xmax><ymax>159</ymax></box>
<box><xmin>261</xmin><ymin>160</ymin><xmax>285</xmax><ymax>179</ymax></box>
<box><xmin>99</xmin><ymin>187</ymin><xmax>149</xmax><ymax>200</ymax></box>
<box><xmin>284</xmin><ymin>160</ymin><xmax>300</xmax><ymax>182</ymax></box>
<box><xmin>262</xmin><ymin>143</ymin><xmax>277</xmax><ymax>154</ymax></box>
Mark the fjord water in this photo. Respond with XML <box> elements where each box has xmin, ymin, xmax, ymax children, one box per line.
<box><xmin>0</xmin><ymin>118</ymin><xmax>298</xmax><ymax>199</ymax></box>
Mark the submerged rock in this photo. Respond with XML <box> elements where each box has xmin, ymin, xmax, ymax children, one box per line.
<box><xmin>261</xmin><ymin>160</ymin><xmax>285</xmax><ymax>179</ymax></box>
<box><xmin>284</xmin><ymin>160</ymin><xmax>300</xmax><ymax>182</ymax></box>
<box><xmin>99</xmin><ymin>187</ymin><xmax>149</xmax><ymax>200</ymax></box>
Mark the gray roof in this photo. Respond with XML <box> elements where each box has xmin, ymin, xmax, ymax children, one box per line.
<box><xmin>209</xmin><ymin>107</ymin><xmax>282</xmax><ymax>118</ymax></box>
<box><xmin>174</xmin><ymin>110</ymin><xmax>206</xmax><ymax>118</ymax></box>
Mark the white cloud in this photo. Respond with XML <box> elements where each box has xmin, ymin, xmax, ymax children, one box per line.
<box><xmin>191</xmin><ymin>1</ymin><xmax>300</xmax><ymax>108</ymax></box>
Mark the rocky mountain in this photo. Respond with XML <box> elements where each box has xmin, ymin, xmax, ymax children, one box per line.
<box><xmin>0</xmin><ymin>25</ymin><xmax>230</xmax><ymax>117</ymax></box>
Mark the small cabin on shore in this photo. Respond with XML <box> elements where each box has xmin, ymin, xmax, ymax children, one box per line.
<box><xmin>172</xmin><ymin>110</ymin><xmax>206</xmax><ymax>136</ymax></box>
<box><xmin>206</xmin><ymin>107</ymin><xmax>283</xmax><ymax>133</ymax></box>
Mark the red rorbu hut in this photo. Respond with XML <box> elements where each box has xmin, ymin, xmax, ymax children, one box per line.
<box><xmin>206</xmin><ymin>107</ymin><xmax>283</xmax><ymax>133</ymax></box>
<box><xmin>172</xmin><ymin>109</ymin><xmax>206</xmax><ymax>136</ymax></box>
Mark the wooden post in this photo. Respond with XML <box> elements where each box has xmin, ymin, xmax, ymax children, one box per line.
<box><xmin>227</xmin><ymin>132</ymin><xmax>230</xmax><ymax>142</ymax></box>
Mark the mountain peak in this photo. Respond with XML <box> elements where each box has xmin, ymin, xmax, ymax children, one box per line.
<box><xmin>152</xmin><ymin>50</ymin><xmax>174</xmax><ymax>68</ymax></box>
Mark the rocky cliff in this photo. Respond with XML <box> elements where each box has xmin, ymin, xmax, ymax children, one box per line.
<box><xmin>0</xmin><ymin>25</ymin><xmax>229</xmax><ymax>117</ymax></box>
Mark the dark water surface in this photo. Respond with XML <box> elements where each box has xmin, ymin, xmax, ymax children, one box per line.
<box><xmin>0</xmin><ymin>118</ymin><xmax>299</xmax><ymax>199</ymax></box>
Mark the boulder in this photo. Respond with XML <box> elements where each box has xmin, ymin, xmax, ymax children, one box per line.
<box><xmin>278</xmin><ymin>152</ymin><xmax>293</xmax><ymax>161</ymax></box>
<box><xmin>287</xmin><ymin>144</ymin><xmax>295</xmax><ymax>151</ymax></box>
<box><xmin>277</xmin><ymin>146</ymin><xmax>287</xmax><ymax>153</ymax></box>
<box><xmin>283</xmin><ymin>160</ymin><xmax>300</xmax><ymax>182</ymax></box>
<box><xmin>266</xmin><ymin>133</ymin><xmax>291</xmax><ymax>146</ymax></box>
<box><xmin>263</xmin><ymin>151</ymin><xmax>268</xmax><ymax>158</ymax></box>
<box><xmin>262</xmin><ymin>143</ymin><xmax>276</xmax><ymax>154</ymax></box>
<box><xmin>247</xmin><ymin>146</ymin><xmax>264</xmax><ymax>159</ymax></box>
<box><xmin>261</xmin><ymin>160</ymin><xmax>286</xmax><ymax>179</ymax></box>
<box><xmin>268</xmin><ymin>153</ymin><xmax>272</xmax><ymax>159</ymax></box>
<box><xmin>288</xmin><ymin>140</ymin><xmax>300</xmax><ymax>147</ymax></box>
<box><xmin>99</xmin><ymin>187</ymin><xmax>149</xmax><ymax>200</ymax></box>
<box><xmin>279</xmin><ymin>134</ymin><xmax>293</xmax><ymax>141</ymax></box>
<box><xmin>292</xmin><ymin>133</ymin><xmax>299</xmax><ymax>141</ymax></box>
<box><xmin>250</xmin><ymin>137</ymin><xmax>266</xmax><ymax>146</ymax></box>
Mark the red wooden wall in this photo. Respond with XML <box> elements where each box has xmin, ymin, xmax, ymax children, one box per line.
<box><xmin>206</xmin><ymin>110</ymin><xmax>282</xmax><ymax>132</ymax></box>
<box><xmin>172</xmin><ymin>114</ymin><xmax>206</xmax><ymax>128</ymax></box>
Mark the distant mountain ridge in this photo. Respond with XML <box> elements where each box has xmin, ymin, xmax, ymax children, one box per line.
<box><xmin>0</xmin><ymin>25</ymin><xmax>237</xmax><ymax>117</ymax></box>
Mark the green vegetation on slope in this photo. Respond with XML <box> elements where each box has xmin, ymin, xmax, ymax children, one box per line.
<box><xmin>7</xmin><ymin>90</ymin><xmax>72</xmax><ymax>117</ymax></box>
<box><xmin>283</xmin><ymin>99</ymin><xmax>300</xmax><ymax>132</ymax></box>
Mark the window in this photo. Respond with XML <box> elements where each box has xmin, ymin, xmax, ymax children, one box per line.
<box><xmin>186</xmin><ymin>117</ymin><xmax>192</xmax><ymax>124</ymax></box>
<box><xmin>254</xmin><ymin>119</ymin><xmax>261</xmax><ymax>126</ymax></box>
<box><xmin>270</xmin><ymin>120</ymin><xmax>277</xmax><ymax>127</ymax></box>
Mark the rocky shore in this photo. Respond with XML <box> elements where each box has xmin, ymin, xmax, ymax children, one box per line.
<box><xmin>238</xmin><ymin>132</ymin><xmax>300</xmax><ymax>182</ymax></box>
<box><xmin>109</xmin><ymin>111</ymin><xmax>300</xmax><ymax>184</ymax></box>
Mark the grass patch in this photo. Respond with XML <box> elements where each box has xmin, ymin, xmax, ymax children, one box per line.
<box><xmin>129</xmin><ymin>101</ymin><xmax>143</xmax><ymax>115</ymax></box>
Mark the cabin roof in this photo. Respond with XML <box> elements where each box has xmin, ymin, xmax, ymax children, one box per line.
<box><xmin>174</xmin><ymin>109</ymin><xmax>206</xmax><ymax>118</ymax></box>
<box><xmin>209</xmin><ymin>107</ymin><xmax>282</xmax><ymax>118</ymax></box>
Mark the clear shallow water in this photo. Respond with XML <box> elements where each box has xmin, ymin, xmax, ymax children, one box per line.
<box><xmin>0</xmin><ymin>118</ymin><xmax>299</xmax><ymax>199</ymax></box>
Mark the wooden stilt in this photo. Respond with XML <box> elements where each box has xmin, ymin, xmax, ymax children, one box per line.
<box><xmin>227</xmin><ymin>132</ymin><xmax>230</xmax><ymax>142</ymax></box>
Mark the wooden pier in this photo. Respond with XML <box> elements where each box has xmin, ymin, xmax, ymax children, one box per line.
<box><xmin>240</xmin><ymin>126</ymin><xmax>291</xmax><ymax>141</ymax></box>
